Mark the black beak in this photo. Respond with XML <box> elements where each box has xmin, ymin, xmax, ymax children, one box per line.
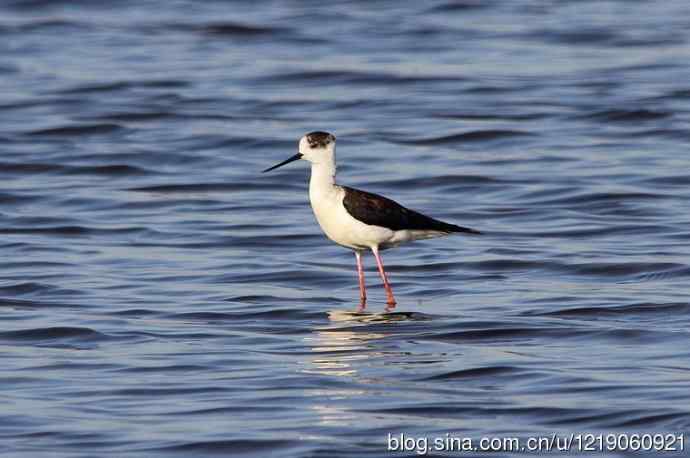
<box><xmin>262</xmin><ymin>153</ymin><xmax>303</xmax><ymax>173</ymax></box>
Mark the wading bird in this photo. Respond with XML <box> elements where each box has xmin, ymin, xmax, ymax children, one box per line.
<box><xmin>263</xmin><ymin>131</ymin><xmax>480</xmax><ymax>311</ymax></box>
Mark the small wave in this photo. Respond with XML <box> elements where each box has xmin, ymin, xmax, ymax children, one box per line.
<box><xmin>0</xmin><ymin>225</ymin><xmax>90</xmax><ymax>236</ymax></box>
<box><xmin>613</xmin><ymin>412</ymin><xmax>690</xmax><ymax>428</ymax></box>
<box><xmin>112</xmin><ymin>386</ymin><xmax>228</xmax><ymax>397</ymax></box>
<box><xmin>256</xmin><ymin>69</ymin><xmax>465</xmax><ymax>86</ymax></box>
<box><xmin>526</xmin><ymin>224</ymin><xmax>674</xmax><ymax>239</ymax></box>
<box><xmin>391</xmin><ymin>130</ymin><xmax>534</xmax><ymax>145</ymax></box>
<box><xmin>25</xmin><ymin>123</ymin><xmax>124</xmax><ymax>137</ymax></box>
<box><xmin>224</xmin><ymin>295</ymin><xmax>345</xmax><ymax>305</ymax></box>
<box><xmin>13</xmin><ymin>19</ymin><xmax>90</xmax><ymax>33</ymax></box>
<box><xmin>108</xmin><ymin>308</ymin><xmax>162</xmax><ymax>317</ymax></box>
<box><xmin>170</xmin><ymin>405</ymin><xmax>281</xmax><ymax>416</ymax></box>
<box><xmin>91</xmin><ymin>111</ymin><xmax>174</xmax><ymax>122</ymax></box>
<box><xmin>656</xmin><ymin>89</ymin><xmax>690</xmax><ymax>101</ymax></box>
<box><xmin>637</xmin><ymin>175</ymin><xmax>690</xmax><ymax>187</ymax></box>
<box><xmin>362</xmin><ymin>405</ymin><xmax>574</xmax><ymax>421</ymax></box>
<box><xmin>6</xmin><ymin>0</ymin><xmax>85</xmax><ymax>10</ymax></box>
<box><xmin>617</xmin><ymin>128</ymin><xmax>690</xmax><ymax>141</ymax></box>
<box><xmin>0</xmin><ymin>64</ymin><xmax>19</xmax><ymax>74</ymax></box>
<box><xmin>464</xmin><ymin>84</ymin><xmax>537</xmax><ymax>94</ymax></box>
<box><xmin>0</xmin><ymin>97</ymin><xmax>82</xmax><ymax>111</ymax></box>
<box><xmin>572</xmin><ymin>262</ymin><xmax>687</xmax><ymax>279</ymax></box>
<box><xmin>635</xmin><ymin>266</ymin><xmax>690</xmax><ymax>282</ymax></box>
<box><xmin>532</xmin><ymin>302</ymin><xmax>690</xmax><ymax>318</ymax></box>
<box><xmin>0</xmin><ymin>326</ymin><xmax>106</xmax><ymax>342</ymax></box>
<box><xmin>128</xmin><ymin>182</ymin><xmax>301</xmax><ymax>193</ymax></box>
<box><xmin>57</xmin><ymin>82</ymin><xmax>131</xmax><ymax>94</ymax></box>
<box><xmin>520</xmin><ymin>190</ymin><xmax>667</xmax><ymax>206</ymax></box>
<box><xmin>0</xmin><ymin>160</ymin><xmax>147</xmax><ymax>180</ymax></box>
<box><xmin>168</xmin><ymin>21</ymin><xmax>288</xmax><ymax>38</ymax></box>
<box><xmin>432</xmin><ymin>111</ymin><xmax>549</xmax><ymax>121</ymax></box>
<box><xmin>534</xmin><ymin>28</ymin><xmax>620</xmax><ymax>46</ymax></box>
<box><xmin>477</xmin><ymin>259</ymin><xmax>688</xmax><ymax>280</ymax></box>
<box><xmin>257</xmin><ymin>69</ymin><xmax>372</xmax><ymax>83</ymax></box>
<box><xmin>463</xmin><ymin>259</ymin><xmax>564</xmax><ymax>273</ymax></box>
<box><xmin>57</xmin><ymin>79</ymin><xmax>189</xmax><ymax>94</ymax></box>
<box><xmin>0</xmin><ymin>192</ymin><xmax>42</xmax><ymax>204</ymax></box>
<box><xmin>137</xmin><ymin>79</ymin><xmax>190</xmax><ymax>89</ymax></box>
<box><xmin>392</xmin><ymin>261</ymin><xmax>469</xmax><ymax>273</ymax></box>
<box><xmin>0</xmin><ymin>282</ymin><xmax>62</xmax><ymax>296</ymax></box>
<box><xmin>576</xmin><ymin>109</ymin><xmax>671</xmax><ymax>122</ymax></box>
<box><xmin>377</xmin><ymin>174</ymin><xmax>501</xmax><ymax>189</ymax></box>
<box><xmin>164</xmin><ymin>308</ymin><xmax>323</xmax><ymax>322</ymax></box>
<box><xmin>0</xmin><ymin>297</ymin><xmax>78</xmax><ymax>309</ymax></box>
<box><xmin>115</xmin><ymin>364</ymin><xmax>209</xmax><ymax>374</ymax></box>
<box><xmin>201</xmin><ymin>22</ymin><xmax>286</xmax><ymax>36</ymax></box>
<box><xmin>417</xmin><ymin>365</ymin><xmax>522</xmax><ymax>381</ymax></box>
<box><xmin>154</xmin><ymin>439</ymin><xmax>297</xmax><ymax>454</ymax></box>
<box><xmin>61</xmin><ymin>164</ymin><xmax>149</xmax><ymax>176</ymax></box>
<box><xmin>427</xmin><ymin>1</ymin><xmax>489</xmax><ymax>13</ymax></box>
<box><xmin>0</xmin><ymin>162</ymin><xmax>64</xmax><ymax>174</ymax></box>
<box><xmin>421</xmin><ymin>327</ymin><xmax>585</xmax><ymax>343</ymax></box>
<box><xmin>0</xmin><ymin>225</ymin><xmax>148</xmax><ymax>236</ymax></box>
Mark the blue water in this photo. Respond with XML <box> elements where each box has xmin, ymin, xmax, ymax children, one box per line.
<box><xmin>1</xmin><ymin>1</ymin><xmax>689</xmax><ymax>457</ymax></box>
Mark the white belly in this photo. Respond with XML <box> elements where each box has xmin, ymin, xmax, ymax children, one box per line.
<box><xmin>309</xmin><ymin>186</ymin><xmax>394</xmax><ymax>250</ymax></box>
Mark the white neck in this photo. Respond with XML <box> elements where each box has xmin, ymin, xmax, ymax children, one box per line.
<box><xmin>309</xmin><ymin>158</ymin><xmax>337</xmax><ymax>198</ymax></box>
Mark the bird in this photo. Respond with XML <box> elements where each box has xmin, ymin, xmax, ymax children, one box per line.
<box><xmin>263</xmin><ymin>131</ymin><xmax>480</xmax><ymax>312</ymax></box>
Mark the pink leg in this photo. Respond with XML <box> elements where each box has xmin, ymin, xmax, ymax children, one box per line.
<box><xmin>355</xmin><ymin>251</ymin><xmax>367</xmax><ymax>311</ymax></box>
<box><xmin>372</xmin><ymin>247</ymin><xmax>396</xmax><ymax>310</ymax></box>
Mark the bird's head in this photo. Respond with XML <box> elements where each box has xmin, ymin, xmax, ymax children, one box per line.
<box><xmin>263</xmin><ymin>131</ymin><xmax>336</xmax><ymax>172</ymax></box>
<box><xmin>299</xmin><ymin>131</ymin><xmax>335</xmax><ymax>164</ymax></box>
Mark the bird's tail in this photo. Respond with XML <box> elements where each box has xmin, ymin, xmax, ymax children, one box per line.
<box><xmin>445</xmin><ymin>223</ymin><xmax>481</xmax><ymax>235</ymax></box>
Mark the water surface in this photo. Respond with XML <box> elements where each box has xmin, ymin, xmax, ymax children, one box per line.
<box><xmin>1</xmin><ymin>1</ymin><xmax>690</xmax><ymax>457</ymax></box>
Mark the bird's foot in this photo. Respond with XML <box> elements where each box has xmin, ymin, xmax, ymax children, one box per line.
<box><xmin>384</xmin><ymin>298</ymin><xmax>396</xmax><ymax>312</ymax></box>
<box><xmin>356</xmin><ymin>299</ymin><xmax>367</xmax><ymax>313</ymax></box>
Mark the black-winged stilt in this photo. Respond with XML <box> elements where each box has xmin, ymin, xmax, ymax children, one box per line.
<box><xmin>263</xmin><ymin>131</ymin><xmax>480</xmax><ymax>311</ymax></box>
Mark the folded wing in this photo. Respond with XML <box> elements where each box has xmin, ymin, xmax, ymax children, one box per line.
<box><xmin>342</xmin><ymin>186</ymin><xmax>480</xmax><ymax>234</ymax></box>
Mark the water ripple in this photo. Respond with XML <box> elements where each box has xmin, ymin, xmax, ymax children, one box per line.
<box><xmin>390</xmin><ymin>129</ymin><xmax>535</xmax><ymax>145</ymax></box>
<box><xmin>2</xmin><ymin>1</ymin><xmax>689</xmax><ymax>457</ymax></box>
<box><xmin>25</xmin><ymin>124</ymin><xmax>125</xmax><ymax>137</ymax></box>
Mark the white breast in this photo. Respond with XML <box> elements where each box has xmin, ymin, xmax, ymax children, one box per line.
<box><xmin>309</xmin><ymin>185</ymin><xmax>394</xmax><ymax>250</ymax></box>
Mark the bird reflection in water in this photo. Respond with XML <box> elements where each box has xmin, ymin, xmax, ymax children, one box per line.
<box><xmin>303</xmin><ymin>310</ymin><xmax>430</xmax><ymax>377</ymax></box>
<box><xmin>301</xmin><ymin>311</ymin><xmax>388</xmax><ymax>377</ymax></box>
<box><xmin>300</xmin><ymin>310</ymin><xmax>440</xmax><ymax>427</ymax></box>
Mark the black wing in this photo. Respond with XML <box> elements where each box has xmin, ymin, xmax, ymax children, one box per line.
<box><xmin>342</xmin><ymin>186</ymin><xmax>480</xmax><ymax>234</ymax></box>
